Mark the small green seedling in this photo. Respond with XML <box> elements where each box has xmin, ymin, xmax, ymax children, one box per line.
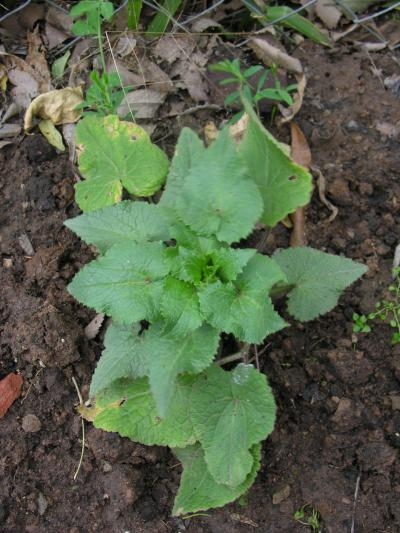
<box><xmin>65</xmin><ymin>100</ymin><xmax>367</xmax><ymax>515</ymax></box>
<box><xmin>294</xmin><ymin>505</ymin><xmax>322</xmax><ymax>532</ymax></box>
<box><xmin>70</xmin><ymin>0</ymin><xmax>130</xmax><ymax>116</ymax></box>
<box><xmin>209</xmin><ymin>58</ymin><xmax>297</xmax><ymax>122</ymax></box>
<box><xmin>353</xmin><ymin>267</ymin><xmax>400</xmax><ymax>345</ymax></box>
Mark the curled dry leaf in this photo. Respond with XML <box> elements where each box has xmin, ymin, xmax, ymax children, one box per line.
<box><xmin>0</xmin><ymin>373</ymin><xmax>23</xmax><ymax>419</ymax></box>
<box><xmin>118</xmin><ymin>89</ymin><xmax>166</xmax><ymax>119</ymax></box>
<box><xmin>38</xmin><ymin>119</ymin><xmax>65</xmax><ymax>151</ymax></box>
<box><xmin>24</xmin><ymin>87</ymin><xmax>83</xmax><ymax>131</ymax></box>
<box><xmin>315</xmin><ymin>0</ymin><xmax>342</xmax><ymax>29</ymax></box>
<box><xmin>278</xmin><ymin>74</ymin><xmax>306</xmax><ymax>125</ymax></box>
<box><xmin>0</xmin><ymin>52</ymin><xmax>40</xmax><ymax>109</ymax></box>
<box><xmin>249</xmin><ymin>37</ymin><xmax>303</xmax><ymax>75</ymax></box>
<box><xmin>289</xmin><ymin>121</ymin><xmax>312</xmax><ymax>247</ymax></box>
<box><xmin>85</xmin><ymin>313</ymin><xmax>105</xmax><ymax>340</ymax></box>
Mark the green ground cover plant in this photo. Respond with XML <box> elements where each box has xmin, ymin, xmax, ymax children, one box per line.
<box><xmin>66</xmin><ymin>101</ymin><xmax>367</xmax><ymax>514</ymax></box>
<box><xmin>353</xmin><ymin>267</ymin><xmax>400</xmax><ymax>345</ymax></box>
<box><xmin>209</xmin><ymin>58</ymin><xmax>297</xmax><ymax>122</ymax></box>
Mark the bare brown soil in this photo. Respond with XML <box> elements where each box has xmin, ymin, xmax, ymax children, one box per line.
<box><xmin>1</xmin><ymin>41</ymin><xmax>400</xmax><ymax>533</ymax></box>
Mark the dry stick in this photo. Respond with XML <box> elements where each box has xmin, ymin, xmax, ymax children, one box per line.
<box><xmin>71</xmin><ymin>376</ymin><xmax>86</xmax><ymax>481</ymax></box>
<box><xmin>351</xmin><ymin>467</ymin><xmax>362</xmax><ymax>533</ymax></box>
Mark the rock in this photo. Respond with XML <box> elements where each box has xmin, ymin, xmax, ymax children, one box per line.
<box><xmin>327</xmin><ymin>349</ymin><xmax>373</xmax><ymax>385</ymax></box>
<box><xmin>330</xmin><ymin>398</ymin><xmax>362</xmax><ymax>431</ymax></box>
<box><xmin>272</xmin><ymin>484</ymin><xmax>291</xmax><ymax>505</ymax></box>
<box><xmin>22</xmin><ymin>414</ymin><xmax>41</xmax><ymax>433</ymax></box>
<box><xmin>357</xmin><ymin>442</ymin><xmax>397</xmax><ymax>472</ymax></box>
<box><xmin>328</xmin><ymin>177</ymin><xmax>352</xmax><ymax>206</ymax></box>
<box><xmin>37</xmin><ymin>492</ymin><xmax>47</xmax><ymax>516</ymax></box>
<box><xmin>391</xmin><ymin>396</ymin><xmax>400</xmax><ymax>410</ymax></box>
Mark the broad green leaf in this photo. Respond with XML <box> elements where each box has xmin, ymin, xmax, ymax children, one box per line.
<box><xmin>167</xmin><ymin>245</ymin><xmax>255</xmax><ymax>287</ymax></box>
<box><xmin>145</xmin><ymin>323</ymin><xmax>220</xmax><ymax>416</ymax></box>
<box><xmin>75</xmin><ymin>177</ymin><xmax>123</xmax><ymax>214</ymax></box>
<box><xmin>274</xmin><ymin>247</ymin><xmax>368</xmax><ymax>321</ymax></box>
<box><xmin>264</xmin><ymin>6</ymin><xmax>332</xmax><ymax>47</ymax></box>
<box><xmin>176</xmin><ymin>128</ymin><xmax>263</xmax><ymax>243</ymax></box>
<box><xmin>70</xmin><ymin>0</ymin><xmax>99</xmax><ymax>18</ymax></box>
<box><xmin>160</xmin><ymin>128</ymin><xmax>205</xmax><ymax>215</ymax></box>
<box><xmin>85</xmin><ymin>376</ymin><xmax>195</xmax><ymax>447</ymax></box>
<box><xmin>239</xmin><ymin>102</ymin><xmax>312</xmax><ymax>228</ymax></box>
<box><xmin>172</xmin><ymin>442</ymin><xmax>261</xmax><ymax>515</ymax></box>
<box><xmin>75</xmin><ymin>115</ymin><xmax>169</xmax><ymax>211</ymax></box>
<box><xmin>190</xmin><ymin>364</ymin><xmax>275</xmax><ymax>487</ymax></box>
<box><xmin>160</xmin><ymin>278</ymin><xmax>203</xmax><ymax>335</ymax></box>
<box><xmin>68</xmin><ymin>242</ymin><xmax>169</xmax><ymax>324</ymax></box>
<box><xmin>51</xmin><ymin>50</ymin><xmax>71</xmax><ymax>79</ymax></box>
<box><xmin>199</xmin><ymin>254</ymin><xmax>287</xmax><ymax>343</ymax></box>
<box><xmin>65</xmin><ymin>201</ymin><xmax>169</xmax><ymax>254</ymax></box>
<box><xmin>90</xmin><ymin>322</ymin><xmax>149</xmax><ymax>396</ymax></box>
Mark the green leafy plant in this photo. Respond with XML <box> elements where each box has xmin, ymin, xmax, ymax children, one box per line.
<box><xmin>70</xmin><ymin>0</ymin><xmax>129</xmax><ymax>115</ymax></box>
<box><xmin>66</xmin><ymin>102</ymin><xmax>366</xmax><ymax>514</ymax></box>
<box><xmin>209</xmin><ymin>58</ymin><xmax>297</xmax><ymax>122</ymax></box>
<box><xmin>294</xmin><ymin>505</ymin><xmax>322</xmax><ymax>532</ymax></box>
<box><xmin>353</xmin><ymin>267</ymin><xmax>400</xmax><ymax>345</ymax></box>
<box><xmin>74</xmin><ymin>114</ymin><xmax>169</xmax><ymax>212</ymax></box>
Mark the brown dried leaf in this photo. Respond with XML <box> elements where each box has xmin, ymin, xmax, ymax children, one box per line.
<box><xmin>278</xmin><ymin>74</ymin><xmax>306</xmax><ymax>125</ymax></box>
<box><xmin>24</xmin><ymin>87</ymin><xmax>83</xmax><ymax>131</ymax></box>
<box><xmin>0</xmin><ymin>373</ymin><xmax>23</xmax><ymax>419</ymax></box>
<box><xmin>289</xmin><ymin>122</ymin><xmax>312</xmax><ymax>247</ymax></box>
<box><xmin>118</xmin><ymin>89</ymin><xmax>166</xmax><ymax>119</ymax></box>
<box><xmin>26</xmin><ymin>27</ymin><xmax>52</xmax><ymax>92</ymax></box>
<box><xmin>0</xmin><ymin>52</ymin><xmax>41</xmax><ymax>109</ymax></box>
<box><xmin>249</xmin><ymin>37</ymin><xmax>303</xmax><ymax>74</ymax></box>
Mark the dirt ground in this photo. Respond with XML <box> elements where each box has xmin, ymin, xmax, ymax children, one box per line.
<box><xmin>1</xmin><ymin>35</ymin><xmax>400</xmax><ymax>533</ymax></box>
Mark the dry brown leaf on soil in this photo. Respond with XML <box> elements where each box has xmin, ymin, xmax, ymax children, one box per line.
<box><xmin>315</xmin><ymin>0</ymin><xmax>342</xmax><ymax>29</ymax></box>
<box><xmin>0</xmin><ymin>123</ymin><xmax>21</xmax><ymax>139</ymax></box>
<box><xmin>249</xmin><ymin>37</ymin><xmax>303</xmax><ymax>74</ymax></box>
<box><xmin>289</xmin><ymin>121</ymin><xmax>312</xmax><ymax>247</ymax></box>
<box><xmin>278</xmin><ymin>73</ymin><xmax>306</xmax><ymax>125</ymax></box>
<box><xmin>0</xmin><ymin>52</ymin><xmax>41</xmax><ymax>109</ymax></box>
<box><xmin>0</xmin><ymin>373</ymin><xmax>23</xmax><ymax>419</ymax></box>
<box><xmin>118</xmin><ymin>89</ymin><xmax>166</xmax><ymax>119</ymax></box>
<box><xmin>312</xmin><ymin>164</ymin><xmax>339</xmax><ymax>222</ymax></box>
<box><xmin>24</xmin><ymin>87</ymin><xmax>83</xmax><ymax>131</ymax></box>
<box><xmin>26</xmin><ymin>27</ymin><xmax>52</xmax><ymax>92</ymax></box>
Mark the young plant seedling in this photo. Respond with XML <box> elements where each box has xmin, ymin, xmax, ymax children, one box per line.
<box><xmin>65</xmin><ymin>102</ymin><xmax>367</xmax><ymax>514</ymax></box>
<box><xmin>294</xmin><ymin>505</ymin><xmax>322</xmax><ymax>532</ymax></box>
<box><xmin>353</xmin><ymin>267</ymin><xmax>400</xmax><ymax>345</ymax></box>
<box><xmin>209</xmin><ymin>58</ymin><xmax>297</xmax><ymax>122</ymax></box>
<box><xmin>70</xmin><ymin>0</ymin><xmax>129</xmax><ymax>115</ymax></box>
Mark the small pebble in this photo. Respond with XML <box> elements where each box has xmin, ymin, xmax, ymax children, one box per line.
<box><xmin>22</xmin><ymin>414</ymin><xmax>41</xmax><ymax>433</ymax></box>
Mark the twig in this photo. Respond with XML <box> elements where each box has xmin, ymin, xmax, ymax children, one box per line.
<box><xmin>71</xmin><ymin>376</ymin><xmax>86</xmax><ymax>481</ymax></box>
<box><xmin>159</xmin><ymin>104</ymin><xmax>222</xmax><ymax>120</ymax></box>
<box><xmin>21</xmin><ymin>365</ymin><xmax>45</xmax><ymax>403</ymax></box>
<box><xmin>351</xmin><ymin>467</ymin><xmax>362</xmax><ymax>533</ymax></box>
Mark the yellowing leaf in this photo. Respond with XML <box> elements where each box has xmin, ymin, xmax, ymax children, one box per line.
<box><xmin>24</xmin><ymin>87</ymin><xmax>83</xmax><ymax>131</ymax></box>
<box><xmin>38</xmin><ymin>119</ymin><xmax>65</xmax><ymax>151</ymax></box>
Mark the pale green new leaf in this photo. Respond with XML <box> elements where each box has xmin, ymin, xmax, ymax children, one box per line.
<box><xmin>160</xmin><ymin>278</ymin><xmax>203</xmax><ymax>335</ymax></box>
<box><xmin>176</xmin><ymin>128</ymin><xmax>263</xmax><ymax>243</ymax></box>
<box><xmin>239</xmin><ymin>102</ymin><xmax>312</xmax><ymax>228</ymax></box>
<box><xmin>145</xmin><ymin>323</ymin><xmax>220</xmax><ymax>416</ymax></box>
<box><xmin>88</xmin><ymin>376</ymin><xmax>195</xmax><ymax>447</ymax></box>
<box><xmin>65</xmin><ymin>201</ymin><xmax>169</xmax><ymax>254</ymax></box>
<box><xmin>160</xmin><ymin>128</ymin><xmax>205</xmax><ymax>215</ymax></box>
<box><xmin>199</xmin><ymin>254</ymin><xmax>287</xmax><ymax>343</ymax></box>
<box><xmin>75</xmin><ymin>115</ymin><xmax>169</xmax><ymax>211</ymax></box>
<box><xmin>274</xmin><ymin>247</ymin><xmax>368</xmax><ymax>321</ymax></box>
<box><xmin>172</xmin><ymin>442</ymin><xmax>261</xmax><ymax>515</ymax></box>
<box><xmin>190</xmin><ymin>364</ymin><xmax>275</xmax><ymax>487</ymax></box>
<box><xmin>67</xmin><ymin>242</ymin><xmax>169</xmax><ymax>323</ymax></box>
<box><xmin>90</xmin><ymin>322</ymin><xmax>149</xmax><ymax>396</ymax></box>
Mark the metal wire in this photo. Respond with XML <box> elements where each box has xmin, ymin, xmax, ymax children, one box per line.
<box><xmin>0</xmin><ymin>0</ymin><xmax>32</xmax><ymax>23</ymax></box>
